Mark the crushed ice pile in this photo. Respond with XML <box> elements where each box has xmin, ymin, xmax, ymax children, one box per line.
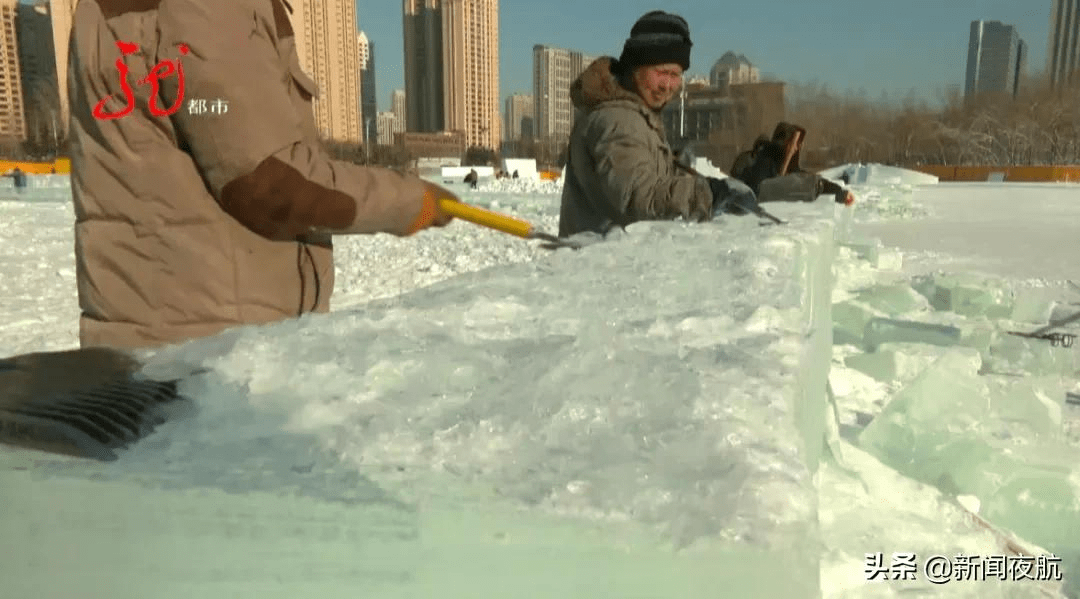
<box><xmin>2</xmin><ymin>166</ymin><xmax>1079</xmax><ymax>598</ymax></box>
<box><xmin>475</xmin><ymin>176</ymin><xmax>563</xmax><ymax>194</ymax></box>
<box><xmin>830</xmin><ymin>262</ymin><xmax>1080</xmax><ymax>591</ymax></box>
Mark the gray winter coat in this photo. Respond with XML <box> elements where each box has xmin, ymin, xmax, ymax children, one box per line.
<box><xmin>558</xmin><ymin>57</ymin><xmax>713</xmax><ymax>238</ymax></box>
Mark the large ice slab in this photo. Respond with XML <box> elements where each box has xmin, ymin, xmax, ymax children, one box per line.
<box><xmin>1</xmin><ymin>214</ymin><xmax>835</xmax><ymax>598</ymax></box>
<box><xmin>818</xmin><ymin>163</ymin><xmax>939</xmax><ymax>186</ymax></box>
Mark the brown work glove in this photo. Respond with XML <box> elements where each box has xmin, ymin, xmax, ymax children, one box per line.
<box><xmin>406</xmin><ymin>181</ymin><xmax>457</xmax><ymax>235</ymax></box>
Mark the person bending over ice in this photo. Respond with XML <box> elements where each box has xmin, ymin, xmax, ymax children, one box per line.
<box><xmin>558</xmin><ymin>10</ymin><xmax>757</xmax><ymax>238</ymax></box>
<box><xmin>730</xmin><ymin>122</ymin><xmax>855</xmax><ymax>206</ymax></box>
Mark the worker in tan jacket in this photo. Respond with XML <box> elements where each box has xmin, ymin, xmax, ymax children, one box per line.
<box><xmin>69</xmin><ymin>0</ymin><xmax>455</xmax><ymax>350</ymax></box>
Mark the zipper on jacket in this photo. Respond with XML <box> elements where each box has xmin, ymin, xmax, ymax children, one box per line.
<box><xmin>295</xmin><ymin>242</ymin><xmax>321</xmax><ymax>316</ymax></box>
<box><xmin>296</xmin><ymin>243</ymin><xmax>305</xmax><ymax>316</ymax></box>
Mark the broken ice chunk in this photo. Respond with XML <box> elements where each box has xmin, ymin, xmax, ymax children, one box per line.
<box><xmin>976</xmin><ymin>445</ymin><xmax>1080</xmax><ymax>595</ymax></box>
<box><xmin>838</xmin><ymin>238</ymin><xmax>880</xmax><ymax>265</ymax></box>
<box><xmin>854</xmin><ymin>283</ymin><xmax>930</xmax><ymax>316</ymax></box>
<box><xmin>843</xmin><ymin>342</ymin><xmax>951</xmax><ymax>384</ymax></box>
<box><xmin>984</xmin><ymin>333</ymin><xmax>1080</xmax><ymax>376</ymax></box>
<box><xmin>987</xmin><ymin>376</ymin><xmax>1063</xmax><ymax>439</ymax></box>
<box><xmin>874</xmin><ymin>247</ymin><xmax>903</xmax><ymax>271</ymax></box>
<box><xmin>832</xmin><ymin>301</ymin><xmax>882</xmax><ymax>348</ymax></box>
<box><xmin>1049</xmin><ymin>303</ymin><xmax>1080</xmax><ymax>324</ymax></box>
<box><xmin>1010</xmin><ymin>289</ymin><xmax>1056</xmax><ymax>324</ymax></box>
<box><xmin>911</xmin><ymin>272</ymin><xmax>1013</xmax><ymax>318</ymax></box>
<box><xmin>862</xmin><ymin>317</ymin><xmax>962</xmax><ymax>353</ymax></box>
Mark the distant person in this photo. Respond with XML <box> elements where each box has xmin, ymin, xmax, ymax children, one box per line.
<box><xmin>559</xmin><ymin>10</ymin><xmax>757</xmax><ymax>238</ymax></box>
<box><xmin>731</xmin><ymin>122</ymin><xmax>854</xmax><ymax>205</ymax></box>
<box><xmin>464</xmin><ymin>168</ymin><xmax>479</xmax><ymax>189</ymax></box>
<box><xmin>3</xmin><ymin>167</ymin><xmax>27</xmax><ymax>189</ymax></box>
<box><xmin>68</xmin><ymin>0</ymin><xmax>456</xmax><ymax>350</ymax></box>
<box><xmin>512</xmin><ymin>170</ymin><xmax>519</xmax><ymax>179</ymax></box>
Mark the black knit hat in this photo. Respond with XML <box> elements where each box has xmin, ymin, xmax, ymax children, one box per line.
<box><xmin>617</xmin><ymin>10</ymin><xmax>692</xmax><ymax>72</ymax></box>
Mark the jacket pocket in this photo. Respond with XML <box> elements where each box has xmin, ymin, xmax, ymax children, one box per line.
<box><xmin>288</xmin><ymin>60</ymin><xmax>320</xmax><ymax>101</ymax></box>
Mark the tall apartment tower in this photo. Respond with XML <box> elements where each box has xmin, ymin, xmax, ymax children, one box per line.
<box><xmin>20</xmin><ymin>0</ymin><xmax>75</xmax><ymax>141</ymax></box>
<box><xmin>503</xmin><ymin>93</ymin><xmax>533</xmax><ymax>140</ymax></box>
<box><xmin>0</xmin><ymin>0</ymin><xmax>25</xmax><ymax>141</ymax></box>
<box><xmin>964</xmin><ymin>20</ymin><xmax>1025</xmax><ymax>98</ymax></box>
<box><xmin>403</xmin><ymin>0</ymin><xmax>442</xmax><ymax>133</ymax></box>
<box><xmin>17</xmin><ymin>1</ymin><xmax>57</xmax><ymax>147</ymax></box>
<box><xmin>403</xmin><ymin>0</ymin><xmax>500</xmax><ymax>150</ymax></box>
<box><xmin>532</xmin><ymin>45</ymin><xmax>597</xmax><ymax>142</ymax></box>
<box><xmin>358</xmin><ymin>31</ymin><xmax>377</xmax><ymax>144</ymax></box>
<box><xmin>49</xmin><ymin>0</ymin><xmax>75</xmax><ymax>136</ymax></box>
<box><xmin>1048</xmin><ymin>0</ymin><xmax>1080</xmax><ymax>87</ymax></box>
<box><xmin>392</xmin><ymin>89</ymin><xmax>406</xmax><ymax>123</ymax></box>
<box><xmin>377</xmin><ymin>110</ymin><xmax>404</xmax><ymax>145</ymax></box>
<box><xmin>290</xmin><ymin>0</ymin><xmax>362</xmax><ymax>143</ymax></box>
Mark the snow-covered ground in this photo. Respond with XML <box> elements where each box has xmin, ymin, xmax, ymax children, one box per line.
<box><xmin>1</xmin><ymin>169</ymin><xmax>1079</xmax><ymax>598</ymax></box>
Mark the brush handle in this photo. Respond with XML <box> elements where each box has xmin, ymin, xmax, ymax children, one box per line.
<box><xmin>437</xmin><ymin>198</ymin><xmax>533</xmax><ymax>238</ymax></box>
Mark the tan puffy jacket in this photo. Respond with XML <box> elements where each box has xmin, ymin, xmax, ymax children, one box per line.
<box><xmin>558</xmin><ymin>57</ymin><xmax>713</xmax><ymax>238</ymax></box>
<box><xmin>70</xmin><ymin>0</ymin><xmax>429</xmax><ymax>350</ymax></box>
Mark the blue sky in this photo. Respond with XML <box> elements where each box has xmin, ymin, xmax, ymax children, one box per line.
<box><xmin>358</xmin><ymin>0</ymin><xmax>1050</xmax><ymax>113</ymax></box>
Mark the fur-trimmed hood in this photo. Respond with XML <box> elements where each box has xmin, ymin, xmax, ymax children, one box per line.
<box><xmin>569</xmin><ymin>57</ymin><xmax>647</xmax><ymax>112</ymax></box>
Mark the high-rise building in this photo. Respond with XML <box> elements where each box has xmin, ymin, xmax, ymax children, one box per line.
<box><xmin>403</xmin><ymin>0</ymin><xmax>442</xmax><ymax>133</ymax></box>
<box><xmin>290</xmin><ymin>0</ymin><xmax>362</xmax><ymax>143</ymax></box>
<box><xmin>357</xmin><ymin>31</ymin><xmax>371</xmax><ymax>70</ymax></box>
<box><xmin>532</xmin><ymin>45</ymin><xmax>596</xmax><ymax>142</ymax></box>
<box><xmin>17</xmin><ymin>1</ymin><xmax>57</xmax><ymax>148</ymax></box>
<box><xmin>0</xmin><ymin>0</ymin><xmax>25</xmax><ymax>141</ymax></box>
<box><xmin>392</xmin><ymin>89</ymin><xmax>406</xmax><ymax>123</ymax></box>
<box><xmin>1048</xmin><ymin>0</ymin><xmax>1080</xmax><ymax>87</ymax></box>
<box><xmin>965</xmin><ymin>20</ymin><xmax>1025</xmax><ymax>98</ymax></box>
<box><xmin>503</xmin><ymin>93</ymin><xmax>532</xmax><ymax>141</ymax></box>
<box><xmin>358</xmin><ymin>31</ymin><xmax>377</xmax><ymax>144</ymax></box>
<box><xmin>49</xmin><ymin>0</ymin><xmax>75</xmax><ymax>137</ymax></box>
<box><xmin>377</xmin><ymin>110</ymin><xmax>403</xmax><ymax>145</ymax></box>
<box><xmin>403</xmin><ymin>0</ymin><xmax>500</xmax><ymax>151</ymax></box>
<box><xmin>709</xmin><ymin>52</ymin><xmax>760</xmax><ymax>88</ymax></box>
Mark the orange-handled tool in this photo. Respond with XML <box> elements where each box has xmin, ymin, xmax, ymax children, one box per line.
<box><xmin>437</xmin><ymin>197</ymin><xmax>579</xmax><ymax>247</ymax></box>
<box><xmin>437</xmin><ymin>198</ymin><xmax>532</xmax><ymax>238</ymax></box>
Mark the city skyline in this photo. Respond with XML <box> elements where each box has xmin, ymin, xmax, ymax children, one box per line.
<box><xmin>360</xmin><ymin>0</ymin><xmax>1050</xmax><ymax>113</ymax></box>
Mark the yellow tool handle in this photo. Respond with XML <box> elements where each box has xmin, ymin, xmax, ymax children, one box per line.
<box><xmin>437</xmin><ymin>198</ymin><xmax>533</xmax><ymax>238</ymax></box>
